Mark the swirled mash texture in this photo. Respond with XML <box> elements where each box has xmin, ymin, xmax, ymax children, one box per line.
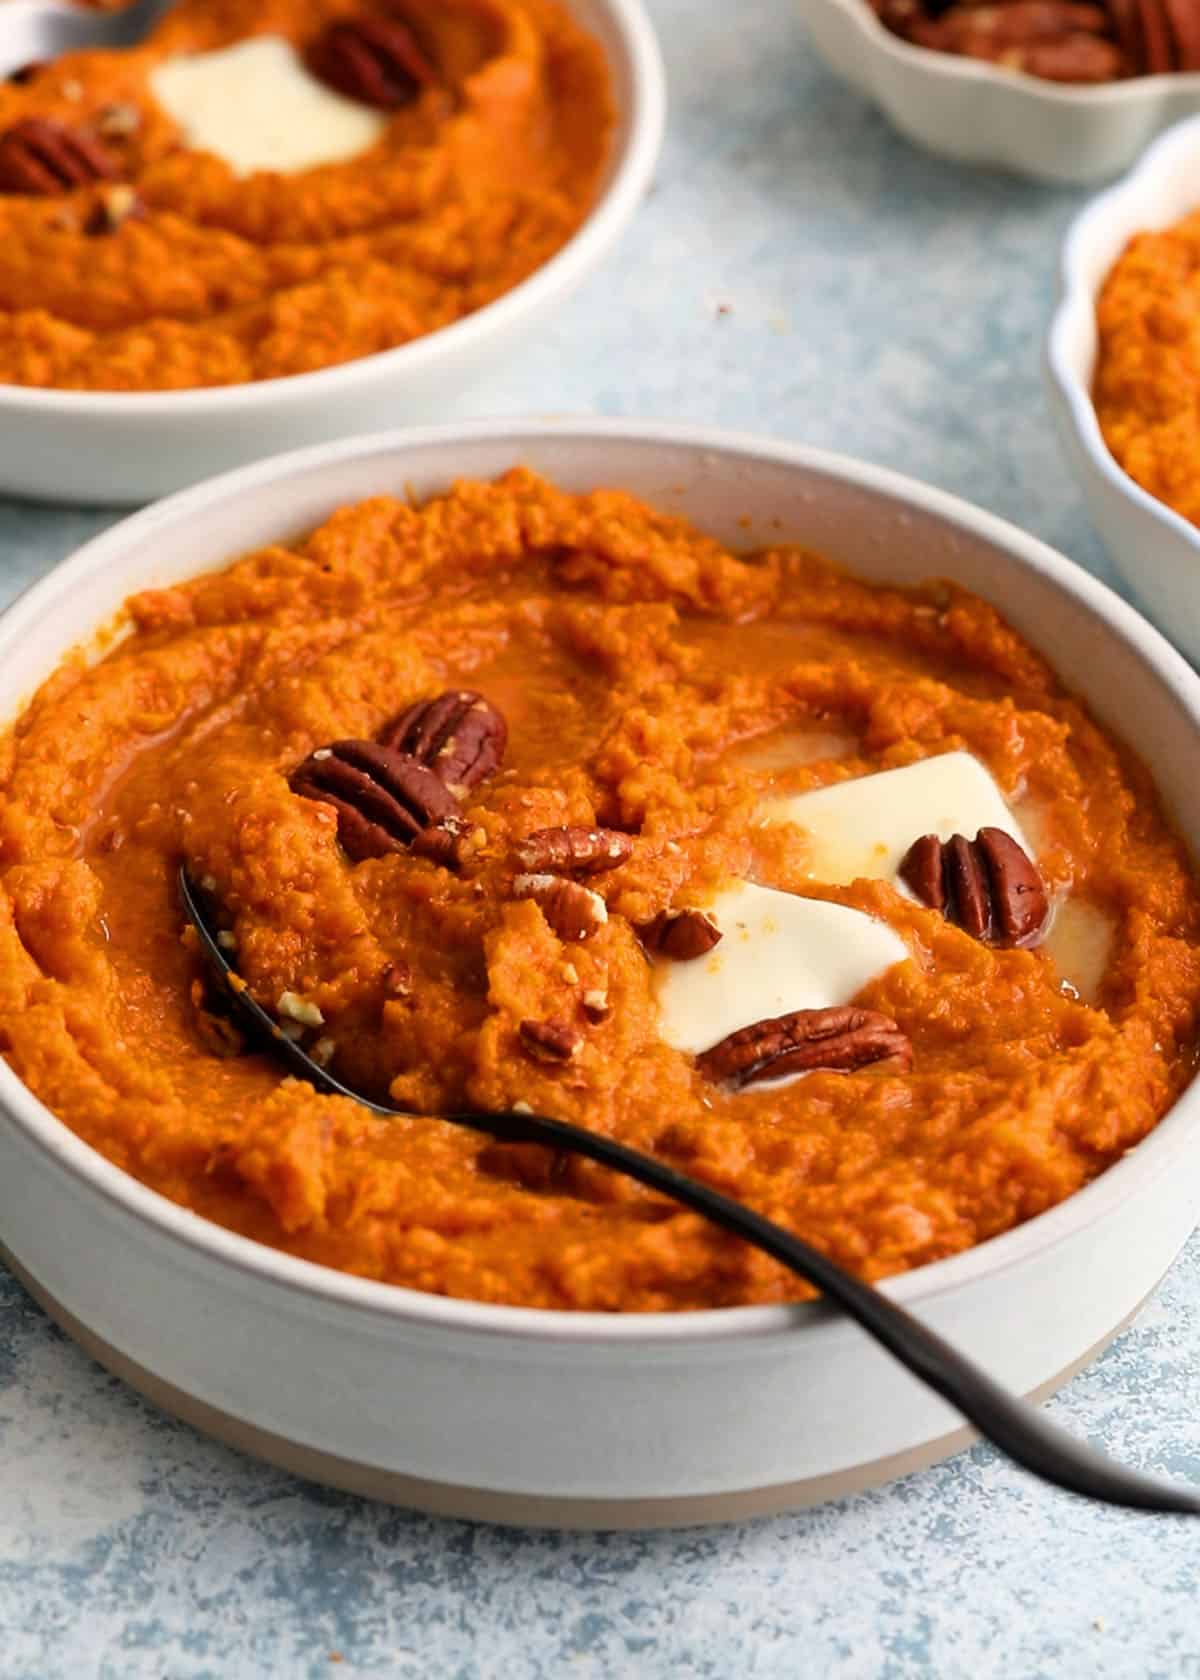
<box><xmin>1</xmin><ymin>472</ymin><xmax>1198</xmax><ymax>1309</ymax></box>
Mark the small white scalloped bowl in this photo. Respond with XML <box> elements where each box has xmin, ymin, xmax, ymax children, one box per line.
<box><xmin>1046</xmin><ymin>114</ymin><xmax>1200</xmax><ymax>667</ymax></box>
<box><xmin>0</xmin><ymin>0</ymin><xmax>664</xmax><ymax>507</ymax></box>
<box><xmin>796</xmin><ymin>0</ymin><xmax>1200</xmax><ymax>183</ymax></box>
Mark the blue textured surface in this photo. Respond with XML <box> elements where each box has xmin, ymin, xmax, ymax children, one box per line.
<box><xmin>3</xmin><ymin>2</ymin><xmax>1200</xmax><ymax>1674</ymax></box>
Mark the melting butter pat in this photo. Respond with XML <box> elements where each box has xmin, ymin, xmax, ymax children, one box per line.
<box><xmin>654</xmin><ymin>880</ymin><xmax>908</xmax><ymax>1056</ymax></box>
<box><xmin>762</xmin><ymin>751</ymin><xmax>1033</xmax><ymax>890</ymax></box>
<box><xmin>150</xmin><ymin>37</ymin><xmax>387</xmax><ymax>178</ymax></box>
<box><xmin>1042</xmin><ymin>898</ymin><xmax>1113</xmax><ymax>1004</ymax></box>
<box><xmin>730</xmin><ymin>728</ymin><xmax>857</xmax><ymax>772</ymax></box>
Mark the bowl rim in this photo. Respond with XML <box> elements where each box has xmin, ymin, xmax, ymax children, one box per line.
<box><xmin>5</xmin><ymin>417</ymin><xmax>1200</xmax><ymax>1347</ymax></box>
<box><xmin>1046</xmin><ymin>111</ymin><xmax>1200</xmax><ymax>558</ymax></box>
<box><xmin>0</xmin><ymin>0</ymin><xmax>665</xmax><ymax>417</ymax></box>
<box><xmin>802</xmin><ymin>0</ymin><xmax>1200</xmax><ymax>106</ymax></box>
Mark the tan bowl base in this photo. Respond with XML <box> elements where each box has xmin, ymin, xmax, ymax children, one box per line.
<box><xmin>2</xmin><ymin>1246</ymin><xmax>1150</xmax><ymax>1530</ymax></box>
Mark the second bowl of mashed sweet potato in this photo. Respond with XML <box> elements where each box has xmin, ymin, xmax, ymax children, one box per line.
<box><xmin>1048</xmin><ymin>112</ymin><xmax>1200</xmax><ymax>669</ymax></box>
<box><xmin>0</xmin><ymin>0</ymin><xmax>664</xmax><ymax>502</ymax></box>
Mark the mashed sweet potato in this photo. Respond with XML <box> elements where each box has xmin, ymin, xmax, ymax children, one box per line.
<box><xmin>1095</xmin><ymin>211</ymin><xmax>1200</xmax><ymax>527</ymax></box>
<box><xmin>1</xmin><ymin>470</ymin><xmax>1198</xmax><ymax>1310</ymax></box>
<box><xmin>0</xmin><ymin>0</ymin><xmax>611</xmax><ymax>390</ymax></box>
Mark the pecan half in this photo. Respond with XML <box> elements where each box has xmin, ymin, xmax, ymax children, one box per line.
<box><xmin>0</xmin><ymin>119</ymin><xmax>116</xmax><ymax>195</ymax></box>
<box><xmin>307</xmin><ymin>15</ymin><xmax>436</xmax><ymax>109</ymax></box>
<box><xmin>379</xmin><ymin>690</ymin><xmax>506</xmax><ymax>796</ymax></box>
<box><xmin>900</xmin><ymin>827</ymin><xmax>1048</xmax><ymax>948</ymax></box>
<box><xmin>518</xmin><ymin>1017</ymin><xmax>581</xmax><ymax>1064</ymax></box>
<box><xmin>639</xmin><ymin>907</ymin><xmax>723</xmax><ymax>961</ymax></box>
<box><xmin>513</xmin><ymin>873</ymin><xmax>608</xmax><ymax>941</ymax></box>
<box><xmin>514</xmin><ymin>825</ymin><xmax>633</xmax><ymax>876</ymax></box>
<box><xmin>290</xmin><ymin>739</ymin><xmax>463</xmax><ymax>864</ymax></box>
<box><xmin>697</xmin><ymin>1005</ymin><xmax>911</xmax><ymax>1089</ymax></box>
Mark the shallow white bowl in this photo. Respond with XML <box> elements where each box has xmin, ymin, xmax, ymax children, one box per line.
<box><xmin>1047</xmin><ymin>115</ymin><xmax>1200</xmax><ymax>668</ymax></box>
<box><xmin>3</xmin><ymin>420</ymin><xmax>1200</xmax><ymax>1527</ymax></box>
<box><xmin>0</xmin><ymin>0</ymin><xmax>664</xmax><ymax>508</ymax></box>
<box><xmin>796</xmin><ymin>0</ymin><xmax>1200</xmax><ymax>183</ymax></box>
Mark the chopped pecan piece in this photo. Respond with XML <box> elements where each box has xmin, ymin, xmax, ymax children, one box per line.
<box><xmin>514</xmin><ymin>825</ymin><xmax>633</xmax><ymax>876</ymax></box>
<box><xmin>639</xmin><ymin>907</ymin><xmax>723</xmax><ymax>961</ymax></box>
<box><xmin>277</xmin><ymin>990</ymin><xmax>324</xmax><ymax>1028</ymax></box>
<box><xmin>95</xmin><ymin>102</ymin><xmax>142</xmax><ymax>140</ymax></box>
<box><xmin>0</xmin><ymin>118</ymin><xmax>117</xmax><ymax>195</ymax></box>
<box><xmin>85</xmin><ymin>183</ymin><xmax>144</xmax><ymax>235</ymax></box>
<box><xmin>513</xmin><ymin>873</ymin><xmax>608</xmax><ymax>941</ymax></box>
<box><xmin>290</xmin><ymin>739</ymin><xmax>463</xmax><ymax>864</ymax></box>
<box><xmin>307</xmin><ymin>14</ymin><xmax>437</xmax><ymax>108</ymax></box>
<box><xmin>518</xmin><ymin>1018</ymin><xmax>581</xmax><ymax>1064</ymax></box>
<box><xmin>900</xmin><ymin>827</ymin><xmax>1048</xmax><ymax>948</ymax></box>
<box><xmin>379</xmin><ymin>690</ymin><xmax>506</xmax><ymax>796</ymax></box>
<box><xmin>581</xmin><ymin>988</ymin><xmax>611</xmax><ymax>1022</ymax></box>
<box><xmin>382</xmin><ymin>958</ymin><xmax>413</xmax><ymax>996</ymax></box>
<box><xmin>697</xmin><ymin>1006</ymin><xmax>911</xmax><ymax>1089</ymax></box>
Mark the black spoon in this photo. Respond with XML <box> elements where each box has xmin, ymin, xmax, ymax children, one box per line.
<box><xmin>181</xmin><ymin>866</ymin><xmax>1200</xmax><ymax>1515</ymax></box>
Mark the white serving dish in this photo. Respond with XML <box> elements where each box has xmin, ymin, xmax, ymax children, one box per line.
<box><xmin>0</xmin><ymin>0</ymin><xmax>664</xmax><ymax>507</ymax></box>
<box><xmin>2</xmin><ymin>420</ymin><xmax>1200</xmax><ymax>1528</ymax></box>
<box><xmin>795</xmin><ymin>0</ymin><xmax>1200</xmax><ymax>183</ymax></box>
<box><xmin>1047</xmin><ymin>114</ymin><xmax>1200</xmax><ymax>668</ymax></box>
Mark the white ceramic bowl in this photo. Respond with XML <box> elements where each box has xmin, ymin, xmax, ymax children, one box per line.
<box><xmin>0</xmin><ymin>0</ymin><xmax>664</xmax><ymax>508</ymax></box>
<box><xmin>3</xmin><ymin>420</ymin><xmax>1200</xmax><ymax>1528</ymax></box>
<box><xmin>1047</xmin><ymin>115</ymin><xmax>1200</xmax><ymax>668</ymax></box>
<box><xmin>796</xmin><ymin>0</ymin><xmax>1200</xmax><ymax>182</ymax></box>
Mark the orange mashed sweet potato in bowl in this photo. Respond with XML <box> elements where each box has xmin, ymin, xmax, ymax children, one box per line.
<box><xmin>1094</xmin><ymin>209</ymin><xmax>1200</xmax><ymax>528</ymax></box>
<box><xmin>1</xmin><ymin>468</ymin><xmax>1199</xmax><ymax>1313</ymax></box>
<box><xmin>0</xmin><ymin>0</ymin><xmax>612</xmax><ymax>390</ymax></box>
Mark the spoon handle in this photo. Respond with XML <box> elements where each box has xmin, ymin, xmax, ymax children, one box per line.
<box><xmin>451</xmin><ymin>1106</ymin><xmax>1200</xmax><ymax>1514</ymax></box>
<box><xmin>179</xmin><ymin>868</ymin><xmax>1199</xmax><ymax>1515</ymax></box>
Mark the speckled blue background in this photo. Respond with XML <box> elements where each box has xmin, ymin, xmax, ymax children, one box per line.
<box><xmin>3</xmin><ymin>2</ymin><xmax>1200</xmax><ymax>1675</ymax></box>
